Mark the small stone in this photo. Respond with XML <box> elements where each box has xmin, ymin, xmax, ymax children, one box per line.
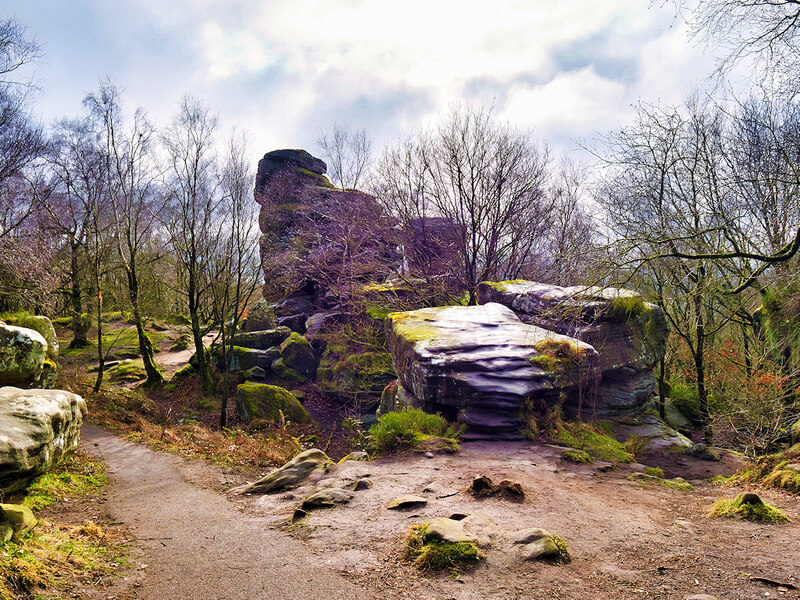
<box><xmin>387</xmin><ymin>495</ymin><xmax>428</xmax><ymax>510</ymax></box>
<box><xmin>301</xmin><ymin>487</ymin><xmax>354</xmax><ymax>510</ymax></box>
<box><xmin>467</xmin><ymin>475</ymin><xmax>494</xmax><ymax>496</ymax></box>
<box><xmin>511</xmin><ymin>527</ymin><xmax>564</xmax><ymax>561</ymax></box>
<box><xmin>424</xmin><ymin>451</ymin><xmax>434</xmax><ymax>459</ymax></box>
<box><xmin>354</xmin><ymin>478</ymin><xmax>372</xmax><ymax>491</ymax></box>
<box><xmin>338</xmin><ymin>451</ymin><xmax>369</xmax><ymax>464</ymax></box>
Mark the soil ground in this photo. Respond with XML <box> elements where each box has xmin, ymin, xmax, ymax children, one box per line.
<box><xmin>73</xmin><ymin>424</ymin><xmax>800</xmax><ymax>600</ymax></box>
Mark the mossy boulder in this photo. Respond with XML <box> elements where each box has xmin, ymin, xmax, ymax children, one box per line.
<box><xmin>0</xmin><ymin>503</ymin><xmax>37</xmax><ymax>545</ymax></box>
<box><xmin>708</xmin><ymin>492</ymin><xmax>790</xmax><ymax>523</ymax></box>
<box><xmin>226</xmin><ymin>346</ymin><xmax>279</xmax><ymax>372</ymax></box>
<box><xmin>0</xmin><ymin>322</ymin><xmax>48</xmax><ymax>388</ymax></box>
<box><xmin>235</xmin><ymin>382</ymin><xmax>310</xmax><ymax>425</ymax></box>
<box><xmin>0</xmin><ymin>387</ymin><xmax>87</xmax><ymax>493</ymax></box>
<box><xmin>403</xmin><ymin>521</ymin><xmax>485</xmax><ymax>572</ymax></box>
<box><xmin>231</xmin><ymin>327</ymin><xmax>291</xmax><ymax>350</ymax></box>
<box><xmin>279</xmin><ymin>332</ymin><xmax>317</xmax><ymax>380</ymax></box>
<box><xmin>236</xmin><ymin>449</ymin><xmax>333</xmax><ymax>494</ymax></box>
<box><xmin>476</xmin><ymin>281</ymin><xmax>669</xmax><ymax>416</ymax></box>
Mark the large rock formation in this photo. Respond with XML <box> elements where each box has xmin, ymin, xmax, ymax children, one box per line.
<box><xmin>385</xmin><ymin>283</ymin><xmax>669</xmax><ymax>439</ymax></box>
<box><xmin>476</xmin><ymin>281</ymin><xmax>668</xmax><ymax>416</ymax></box>
<box><xmin>0</xmin><ymin>386</ymin><xmax>87</xmax><ymax>493</ymax></box>
<box><xmin>386</xmin><ymin>303</ymin><xmax>600</xmax><ymax>439</ymax></box>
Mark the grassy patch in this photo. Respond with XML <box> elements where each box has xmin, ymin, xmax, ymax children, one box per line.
<box><xmin>531</xmin><ymin>338</ymin><xmax>589</xmax><ymax>371</ymax></box>
<box><xmin>561</xmin><ymin>449</ymin><xmax>593</xmax><ymax>464</ymax></box>
<box><xmin>553</xmin><ymin>419</ymin><xmax>634</xmax><ymax>464</ymax></box>
<box><xmin>107</xmin><ymin>361</ymin><xmax>147</xmax><ymax>383</ymax></box>
<box><xmin>708</xmin><ymin>493</ymin><xmax>790</xmax><ymax>523</ymax></box>
<box><xmin>11</xmin><ymin>452</ymin><xmax>106</xmax><ymax>512</ymax></box>
<box><xmin>368</xmin><ymin>408</ymin><xmax>462</xmax><ymax>455</ymax></box>
<box><xmin>627</xmin><ymin>472</ymin><xmax>694</xmax><ymax>491</ymax></box>
<box><xmin>402</xmin><ymin>524</ymin><xmax>482</xmax><ymax>573</ymax></box>
<box><xmin>608</xmin><ymin>295</ymin><xmax>647</xmax><ymax>321</ymax></box>
<box><xmin>0</xmin><ymin>520</ymin><xmax>127</xmax><ymax>599</ymax></box>
<box><xmin>726</xmin><ymin>448</ymin><xmax>800</xmax><ymax>494</ymax></box>
<box><xmin>644</xmin><ymin>466</ymin><xmax>665</xmax><ymax>478</ymax></box>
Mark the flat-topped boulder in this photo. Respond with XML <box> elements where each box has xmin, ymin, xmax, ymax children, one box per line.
<box><xmin>0</xmin><ymin>386</ymin><xmax>87</xmax><ymax>493</ymax></box>
<box><xmin>477</xmin><ymin>281</ymin><xmax>668</xmax><ymax>415</ymax></box>
<box><xmin>386</xmin><ymin>303</ymin><xmax>599</xmax><ymax>439</ymax></box>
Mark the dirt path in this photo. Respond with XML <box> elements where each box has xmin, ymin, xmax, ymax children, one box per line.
<box><xmin>80</xmin><ymin>424</ymin><xmax>373</xmax><ymax>600</ymax></box>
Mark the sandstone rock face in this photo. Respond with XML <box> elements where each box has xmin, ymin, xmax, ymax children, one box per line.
<box><xmin>386</xmin><ymin>303</ymin><xmax>600</xmax><ymax>439</ymax></box>
<box><xmin>477</xmin><ymin>281</ymin><xmax>668</xmax><ymax>416</ymax></box>
<box><xmin>0</xmin><ymin>323</ymin><xmax>48</xmax><ymax>388</ymax></box>
<box><xmin>0</xmin><ymin>386</ymin><xmax>87</xmax><ymax>493</ymax></box>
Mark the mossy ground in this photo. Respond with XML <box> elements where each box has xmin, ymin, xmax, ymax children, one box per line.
<box><xmin>550</xmin><ymin>416</ymin><xmax>634</xmax><ymax>463</ymax></box>
<box><xmin>627</xmin><ymin>472</ymin><xmax>694</xmax><ymax>491</ymax></box>
<box><xmin>403</xmin><ymin>524</ymin><xmax>482</xmax><ymax>573</ymax></box>
<box><xmin>561</xmin><ymin>449</ymin><xmax>593</xmax><ymax>464</ymax></box>
<box><xmin>107</xmin><ymin>360</ymin><xmax>147</xmax><ymax>383</ymax></box>
<box><xmin>708</xmin><ymin>493</ymin><xmax>790</xmax><ymax>523</ymax></box>
<box><xmin>11</xmin><ymin>452</ymin><xmax>107</xmax><ymax>512</ymax></box>
<box><xmin>369</xmin><ymin>408</ymin><xmax>462</xmax><ymax>455</ymax></box>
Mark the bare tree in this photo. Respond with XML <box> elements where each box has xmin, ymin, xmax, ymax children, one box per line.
<box><xmin>162</xmin><ymin>95</ymin><xmax>222</xmax><ymax>394</ymax></box>
<box><xmin>691</xmin><ymin>0</ymin><xmax>800</xmax><ymax>77</ymax></box>
<box><xmin>376</xmin><ymin>104</ymin><xmax>552</xmax><ymax>304</ymax></box>
<box><xmin>85</xmin><ymin>81</ymin><xmax>165</xmax><ymax>387</ymax></box>
<box><xmin>316</xmin><ymin>123</ymin><xmax>373</xmax><ymax>190</ymax></box>
<box><xmin>209</xmin><ymin>132</ymin><xmax>260</xmax><ymax>427</ymax></box>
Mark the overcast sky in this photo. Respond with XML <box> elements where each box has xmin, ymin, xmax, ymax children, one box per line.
<box><xmin>9</xmin><ymin>0</ymin><xmax>720</xmax><ymax>166</ymax></box>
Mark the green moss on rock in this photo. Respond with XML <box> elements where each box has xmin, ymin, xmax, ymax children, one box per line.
<box><xmin>403</xmin><ymin>524</ymin><xmax>482</xmax><ymax>572</ymax></box>
<box><xmin>561</xmin><ymin>449</ymin><xmax>593</xmax><ymax>464</ymax></box>
<box><xmin>708</xmin><ymin>492</ymin><xmax>790</xmax><ymax>523</ymax></box>
<box><xmin>235</xmin><ymin>382</ymin><xmax>310</xmax><ymax>425</ymax></box>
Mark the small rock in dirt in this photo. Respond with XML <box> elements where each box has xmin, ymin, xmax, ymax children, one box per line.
<box><xmin>512</xmin><ymin>528</ymin><xmax>562</xmax><ymax>561</ymax></box>
<box><xmin>426</xmin><ymin>514</ymin><xmax>497</xmax><ymax>548</ymax></box>
<box><xmin>301</xmin><ymin>487</ymin><xmax>354</xmax><ymax>510</ymax></box>
<box><xmin>498</xmin><ymin>480</ymin><xmax>525</xmax><ymax>502</ymax></box>
<box><xmin>387</xmin><ymin>495</ymin><xmax>428</xmax><ymax>510</ymax></box>
<box><xmin>354</xmin><ymin>478</ymin><xmax>372</xmax><ymax>491</ymax></box>
<box><xmin>338</xmin><ymin>451</ymin><xmax>368</xmax><ymax>464</ymax></box>
<box><xmin>424</xmin><ymin>451</ymin><xmax>434</xmax><ymax>459</ymax></box>
<box><xmin>467</xmin><ymin>475</ymin><xmax>495</xmax><ymax>496</ymax></box>
<box><xmin>291</xmin><ymin>508</ymin><xmax>307</xmax><ymax>522</ymax></box>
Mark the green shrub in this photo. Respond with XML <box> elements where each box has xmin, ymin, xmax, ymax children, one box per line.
<box><xmin>727</xmin><ymin>448</ymin><xmax>800</xmax><ymax>493</ymax></box>
<box><xmin>368</xmin><ymin>408</ymin><xmax>462</xmax><ymax>455</ymax></box>
<box><xmin>669</xmin><ymin>383</ymin><xmax>702</xmax><ymax>423</ymax></box>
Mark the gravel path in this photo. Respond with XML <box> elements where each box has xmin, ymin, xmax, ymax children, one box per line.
<box><xmin>81</xmin><ymin>424</ymin><xmax>371</xmax><ymax>600</ymax></box>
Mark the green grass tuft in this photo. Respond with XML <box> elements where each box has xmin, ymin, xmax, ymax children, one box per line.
<box><xmin>368</xmin><ymin>408</ymin><xmax>462</xmax><ymax>455</ymax></box>
<box><xmin>627</xmin><ymin>472</ymin><xmax>694</xmax><ymax>491</ymax></box>
<box><xmin>644</xmin><ymin>466</ymin><xmax>665</xmax><ymax>478</ymax></box>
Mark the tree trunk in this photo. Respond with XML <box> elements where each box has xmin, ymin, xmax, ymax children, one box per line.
<box><xmin>657</xmin><ymin>354</ymin><xmax>667</xmax><ymax>420</ymax></box>
<box><xmin>68</xmin><ymin>240</ymin><xmax>90</xmax><ymax>348</ymax></box>
<box><xmin>126</xmin><ymin>262</ymin><xmax>163</xmax><ymax>387</ymax></box>
<box><xmin>694</xmin><ymin>312</ymin><xmax>711</xmax><ymax>444</ymax></box>
<box><xmin>93</xmin><ymin>288</ymin><xmax>104</xmax><ymax>393</ymax></box>
<box><xmin>188</xmin><ymin>268</ymin><xmax>212</xmax><ymax>394</ymax></box>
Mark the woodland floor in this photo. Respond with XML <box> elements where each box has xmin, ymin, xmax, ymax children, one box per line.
<box><xmin>58</xmin><ymin>424</ymin><xmax>800</xmax><ymax>600</ymax></box>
